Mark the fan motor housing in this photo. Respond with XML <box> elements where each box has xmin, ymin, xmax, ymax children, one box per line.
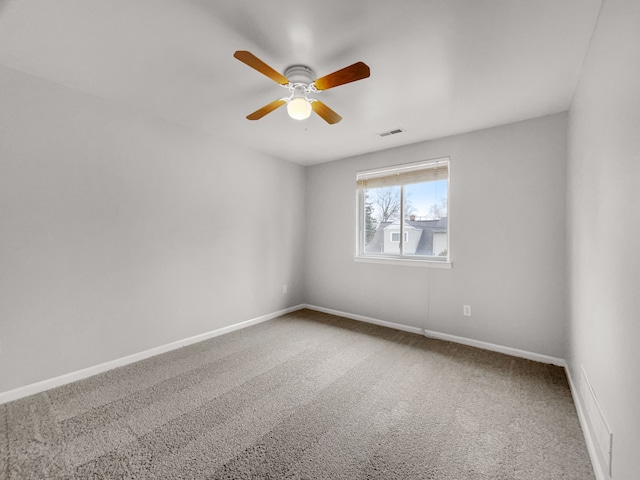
<box><xmin>284</xmin><ymin>65</ymin><xmax>315</xmax><ymax>84</ymax></box>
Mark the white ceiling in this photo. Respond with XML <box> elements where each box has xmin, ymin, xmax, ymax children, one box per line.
<box><xmin>0</xmin><ymin>0</ymin><xmax>602</xmax><ymax>165</ymax></box>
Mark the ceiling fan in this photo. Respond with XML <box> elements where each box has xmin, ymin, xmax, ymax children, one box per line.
<box><xmin>234</xmin><ymin>50</ymin><xmax>370</xmax><ymax>124</ymax></box>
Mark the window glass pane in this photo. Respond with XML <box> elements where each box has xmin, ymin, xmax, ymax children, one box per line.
<box><xmin>357</xmin><ymin>158</ymin><xmax>450</xmax><ymax>263</ymax></box>
<box><xmin>363</xmin><ymin>185</ymin><xmax>401</xmax><ymax>255</ymax></box>
<box><xmin>403</xmin><ymin>180</ymin><xmax>448</xmax><ymax>258</ymax></box>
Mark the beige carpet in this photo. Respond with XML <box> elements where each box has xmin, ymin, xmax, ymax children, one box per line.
<box><xmin>1</xmin><ymin>309</ymin><xmax>594</xmax><ymax>479</ymax></box>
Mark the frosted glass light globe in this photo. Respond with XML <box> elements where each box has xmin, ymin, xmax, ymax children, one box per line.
<box><xmin>287</xmin><ymin>97</ymin><xmax>312</xmax><ymax>120</ymax></box>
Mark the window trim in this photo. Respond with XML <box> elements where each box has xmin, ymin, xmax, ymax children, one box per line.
<box><xmin>355</xmin><ymin>157</ymin><xmax>451</xmax><ymax>268</ymax></box>
<box><xmin>354</xmin><ymin>256</ymin><xmax>453</xmax><ymax>269</ymax></box>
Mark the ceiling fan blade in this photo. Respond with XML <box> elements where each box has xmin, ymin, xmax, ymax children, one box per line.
<box><xmin>246</xmin><ymin>99</ymin><xmax>286</xmax><ymax>120</ymax></box>
<box><xmin>313</xmin><ymin>62</ymin><xmax>370</xmax><ymax>90</ymax></box>
<box><xmin>311</xmin><ymin>100</ymin><xmax>342</xmax><ymax>124</ymax></box>
<box><xmin>234</xmin><ymin>50</ymin><xmax>289</xmax><ymax>85</ymax></box>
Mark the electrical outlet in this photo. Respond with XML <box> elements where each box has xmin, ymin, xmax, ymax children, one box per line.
<box><xmin>463</xmin><ymin>305</ymin><xmax>471</xmax><ymax>316</ymax></box>
<box><xmin>282</xmin><ymin>284</ymin><xmax>288</xmax><ymax>294</ymax></box>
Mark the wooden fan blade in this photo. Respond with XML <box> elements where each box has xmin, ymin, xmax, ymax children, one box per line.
<box><xmin>311</xmin><ymin>100</ymin><xmax>342</xmax><ymax>124</ymax></box>
<box><xmin>313</xmin><ymin>62</ymin><xmax>370</xmax><ymax>90</ymax></box>
<box><xmin>246</xmin><ymin>99</ymin><xmax>286</xmax><ymax>120</ymax></box>
<box><xmin>234</xmin><ymin>51</ymin><xmax>289</xmax><ymax>85</ymax></box>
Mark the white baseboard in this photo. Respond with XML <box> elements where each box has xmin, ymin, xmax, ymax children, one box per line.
<box><xmin>303</xmin><ymin>305</ymin><xmax>424</xmax><ymax>336</ymax></box>
<box><xmin>0</xmin><ymin>304</ymin><xmax>305</xmax><ymax>405</ymax></box>
<box><xmin>303</xmin><ymin>304</ymin><xmax>565</xmax><ymax>366</ymax></box>
<box><xmin>421</xmin><ymin>329</ymin><xmax>566</xmax><ymax>367</ymax></box>
<box><xmin>565</xmin><ymin>366</ymin><xmax>609</xmax><ymax>480</ymax></box>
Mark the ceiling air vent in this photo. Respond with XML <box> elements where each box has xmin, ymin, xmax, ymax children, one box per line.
<box><xmin>378</xmin><ymin>128</ymin><xmax>404</xmax><ymax>137</ymax></box>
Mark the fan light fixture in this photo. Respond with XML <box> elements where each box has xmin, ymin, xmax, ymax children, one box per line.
<box><xmin>284</xmin><ymin>66</ymin><xmax>315</xmax><ymax>121</ymax></box>
<box><xmin>287</xmin><ymin>97</ymin><xmax>312</xmax><ymax>120</ymax></box>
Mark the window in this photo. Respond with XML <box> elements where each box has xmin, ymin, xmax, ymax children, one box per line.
<box><xmin>391</xmin><ymin>232</ymin><xmax>408</xmax><ymax>242</ymax></box>
<box><xmin>356</xmin><ymin>157</ymin><xmax>449</xmax><ymax>265</ymax></box>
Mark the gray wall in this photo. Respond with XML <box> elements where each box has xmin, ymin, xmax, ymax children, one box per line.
<box><xmin>305</xmin><ymin>113</ymin><xmax>568</xmax><ymax>358</ymax></box>
<box><xmin>0</xmin><ymin>66</ymin><xmax>306</xmax><ymax>393</ymax></box>
<box><xmin>567</xmin><ymin>0</ymin><xmax>640</xmax><ymax>478</ymax></box>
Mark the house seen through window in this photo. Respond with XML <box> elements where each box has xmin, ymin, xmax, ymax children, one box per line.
<box><xmin>356</xmin><ymin>158</ymin><xmax>449</xmax><ymax>263</ymax></box>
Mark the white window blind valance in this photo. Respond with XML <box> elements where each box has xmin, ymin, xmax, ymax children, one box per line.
<box><xmin>356</xmin><ymin>158</ymin><xmax>449</xmax><ymax>188</ymax></box>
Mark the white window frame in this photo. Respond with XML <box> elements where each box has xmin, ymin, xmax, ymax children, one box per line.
<box><xmin>355</xmin><ymin>157</ymin><xmax>451</xmax><ymax>268</ymax></box>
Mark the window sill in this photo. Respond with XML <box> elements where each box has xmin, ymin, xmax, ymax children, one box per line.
<box><xmin>354</xmin><ymin>256</ymin><xmax>452</xmax><ymax>269</ymax></box>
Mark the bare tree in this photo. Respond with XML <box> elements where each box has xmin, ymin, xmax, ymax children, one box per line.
<box><xmin>367</xmin><ymin>187</ymin><xmax>415</xmax><ymax>222</ymax></box>
<box><xmin>369</xmin><ymin>187</ymin><xmax>400</xmax><ymax>222</ymax></box>
<box><xmin>428</xmin><ymin>197</ymin><xmax>448</xmax><ymax>220</ymax></box>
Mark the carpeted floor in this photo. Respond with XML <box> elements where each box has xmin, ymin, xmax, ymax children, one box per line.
<box><xmin>1</xmin><ymin>309</ymin><xmax>595</xmax><ymax>479</ymax></box>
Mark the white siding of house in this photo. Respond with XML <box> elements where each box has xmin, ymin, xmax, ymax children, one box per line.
<box><xmin>433</xmin><ymin>232</ymin><xmax>447</xmax><ymax>257</ymax></box>
<box><xmin>383</xmin><ymin>224</ymin><xmax>421</xmax><ymax>254</ymax></box>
